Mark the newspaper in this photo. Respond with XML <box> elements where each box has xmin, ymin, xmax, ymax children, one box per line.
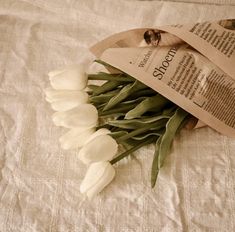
<box><xmin>90</xmin><ymin>19</ymin><xmax>235</xmax><ymax>138</ymax></box>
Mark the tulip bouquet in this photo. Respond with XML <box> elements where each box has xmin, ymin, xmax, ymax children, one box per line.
<box><xmin>44</xmin><ymin>61</ymin><xmax>192</xmax><ymax>200</ymax></box>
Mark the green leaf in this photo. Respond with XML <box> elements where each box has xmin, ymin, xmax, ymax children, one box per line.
<box><xmin>132</xmin><ymin>131</ymin><xmax>163</xmax><ymax>140</ymax></box>
<box><xmin>158</xmin><ymin>108</ymin><xmax>188</xmax><ymax>169</ymax></box>
<box><xmin>87</xmin><ymin>84</ymin><xmax>100</xmax><ymax>92</ymax></box>
<box><xmin>120</xmin><ymin>97</ymin><xmax>147</xmax><ymax>105</ymax></box>
<box><xmin>110</xmin><ymin>136</ymin><xmax>157</xmax><ymax>165</ymax></box>
<box><xmin>90</xmin><ymin>89</ymin><xmax>120</xmax><ymax>104</ymax></box>
<box><xmin>151</xmin><ymin>136</ymin><xmax>162</xmax><ymax>188</ymax></box>
<box><xmin>98</xmin><ymin>97</ymin><xmax>147</xmax><ymax>118</ymax></box>
<box><xmin>88</xmin><ymin>72</ymin><xmax>134</xmax><ymax>82</ymax></box>
<box><xmin>116</xmin><ymin>119</ymin><xmax>168</xmax><ymax>142</ymax></box>
<box><xmin>107</xmin><ymin>115</ymin><xmax>170</xmax><ymax>129</ymax></box>
<box><xmin>99</xmin><ymin>102</ymin><xmax>137</xmax><ymax>117</ymax></box>
<box><xmin>103</xmin><ymin>80</ymin><xmax>147</xmax><ymax>111</ymax></box>
<box><xmin>151</xmin><ymin>108</ymin><xmax>189</xmax><ymax>188</ymax></box>
<box><xmin>92</xmin><ymin>81</ymin><xmax>122</xmax><ymax>95</ymax></box>
<box><xmin>126</xmin><ymin>88</ymin><xmax>156</xmax><ymax>100</ymax></box>
<box><xmin>162</xmin><ymin>105</ymin><xmax>177</xmax><ymax>116</ymax></box>
<box><xmin>125</xmin><ymin>94</ymin><xmax>170</xmax><ymax>119</ymax></box>
<box><xmin>109</xmin><ymin>131</ymin><xmax>128</xmax><ymax>139</ymax></box>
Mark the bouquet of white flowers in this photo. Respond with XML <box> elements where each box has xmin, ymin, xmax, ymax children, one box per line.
<box><xmin>44</xmin><ymin>60</ymin><xmax>193</xmax><ymax>200</ymax></box>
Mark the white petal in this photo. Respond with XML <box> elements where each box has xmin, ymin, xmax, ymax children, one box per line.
<box><xmin>59</xmin><ymin>127</ymin><xmax>95</xmax><ymax>150</ymax></box>
<box><xmin>50</xmin><ymin>99</ymin><xmax>82</xmax><ymax>111</ymax></box>
<box><xmin>80</xmin><ymin>162</ymin><xmax>108</xmax><ymax>193</ymax></box>
<box><xmin>52</xmin><ymin>104</ymin><xmax>98</xmax><ymax>128</ymax></box>
<box><xmin>80</xmin><ymin>162</ymin><xmax>115</xmax><ymax>199</ymax></box>
<box><xmin>48</xmin><ymin>64</ymin><xmax>78</xmax><ymax>78</ymax></box>
<box><xmin>84</xmin><ymin>128</ymin><xmax>111</xmax><ymax>145</ymax></box>
<box><xmin>48</xmin><ymin>68</ymin><xmax>66</xmax><ymax>78</ymax></box>
<box><xmin>86</xmin><ymin>164</ymin><xmax>115</xmax><ymax>200</ymax></box>
<box><xmin>78</xmin><ymin>134</ymin><xmax>118</xmax><ymax>164</ymax></box>
<box><xmin>44</xmin><ymin>88</ymin><xmax>88</xmax><ymax>103</ymax></box>
<box><xmin>52</xmin><ymin>111</ymin><xmax>66</xmax><ymax>126</ymax></box>
<box><xmin>51</xmin><ymin>101</ymin><xmax>78</xmax><ymax>112</ymax></box>
<box><xmin>49</xmin><ymin>65</ymin><xmax>88</xmax><ymax>90</ymax></box>
<box><xmin>47</xmin><ymin>90</ymin><xmax>89</xmax><ymax>111</ymax></box>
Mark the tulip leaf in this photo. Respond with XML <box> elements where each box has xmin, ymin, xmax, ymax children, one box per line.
<box><xmin>92</xmin><ymin>81</ymin><xmax>122</xmax><ymax>95</ymax></box>
<box><xmin>107</xmin><ymin>115</ymin><xmax>170</xmax><ymax>129</ymax></box>
<box><xmin>99</xmin><ymin>103</ymin><xmax>135</xmax><ymax>117</ymax></box>
<box><xmin>126</xmin><ymin>88</ymin><xmax>156</xmax><ymax>100</ymax></box>
<box><xmin>110</xmin><ymin>136</ymin><xmax>157</xmax><ymax>165</ymax></box>
<box><xmin>109</xmin><ymin>131</ymin><xmax>128</xmax><ymax>139</ymax></box>
<box><xmin>87</xmin><ymin>84</ymin><xmax>100</xmax><ymax>92</ymax></box>
<box><xmin>162</xmin><ymin>105</ymin><xmax>177</xmax><ymax>116</ymax></box>
<box><xmin>90</xmin><ymin>89</ymin><xmax>120</xmax><ymax>104</ymax></box>
<box><xmin>151</xmin><ymin>108</ymin><xmax>189</xmax><ymax>188</ymax></box>
<box><xmin>118</xmin><ymin>139</ymin><xmax>139</xmax><ymax>150</ymax></box>
<box><xmin>151</xmin><ymin>136</ymin><xmax>162</xmax><ymax>188</ymax></box>
<box><xmin>88</xmin><ymin>72</ymin><xmax>134</xmax><ymax>82</ymax></box>
<box><xmin>121</xmin><ymin>97</ymin><xmax>147</xmax><ymax>105</ymax></box>
<box><xmin>103</xmin><ymin>80</ymin><xmax>147</xmax><ymax>111</ymax></box>
<box><xmin>125</xmin><ymin>94</ymin><xmax>171</xmax><ymax>119</ymax></box>
<box><xmin>133</xmin><ymin>131</ymin><xmax>164</xmax><ymax>140</ymax></box>
<box><xmin>99</xmin><ymin>97</ymin><xmax>146</xmax><ymax>117</ymax></box>
<box><xmin>117</xmin><ymin>119</ymin><xmax>168</xmax><ymax>142</ymax></box>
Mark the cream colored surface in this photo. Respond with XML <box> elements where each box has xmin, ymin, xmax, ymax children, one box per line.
<box><xmin>0</xmin><ymin>0</ymin><xmax>235</xmax><ymax>231</ymax></box>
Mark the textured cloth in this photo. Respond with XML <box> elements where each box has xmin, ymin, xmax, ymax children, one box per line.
<box><xmin>0</xmin><ymin>0</ymin><xmax>235</xmax><ymax>231</ymax></box>
<box><xmin>134</xmin><ymin>0</ymin><xmax>235</xmax><ymax>5</ymax></box>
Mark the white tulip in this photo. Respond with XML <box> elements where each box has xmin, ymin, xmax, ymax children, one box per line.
<box><xmin>52</xmin><ymin>104</ymin><xmax>98</xmax><ymax>128</ymax></box>
<box><xmin>49</xmin><ymin>64</ymin><xmax>88</xmax><ymax>90</ymax></box>
<box><xmin>80</xmin><ymin>161</ymin><xmax>115</xmax><ymax>200</ymax></box>
<box><xmin>84</xmin><ymin>128</ymin><xmax>111</xmax><ymax>145</ymax></box>
<box><xmin>51</xmin><ymin>101</ymin><xmax>82</xmax><ymax>112</ymax></box>
<box><xmin>44</xmin><ymin>88</ymin><xmax>88</xmax><ymax>103</ymax></box>
<box><xmin>78</xmin><ymin>134</ymin><xmax>118</xmax><ymax>164</ymax></box>
<box><xmin>48</xmin><ymin>64</ymin><xmax>86</xmax><ymax>78</ymax></box>
<box><xmin>48</xmin><ymin>66</ymin><xmax>69</xmax><ymax>77</ymax></box>
<box><xmin>44</xmin><ymin>88</ymin><xmax>89</xmax><ymax>111</ymax></box>
<box><xmin>59</xmin><ymin>127</ymin><xmax>95</xmax><ymax>150</ymax></box>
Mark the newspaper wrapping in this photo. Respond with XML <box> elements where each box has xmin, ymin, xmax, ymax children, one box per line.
<box><xmin>90</xmin><ymin>19</ymin><xmax>235</xmax><ymax>138</ymax></box>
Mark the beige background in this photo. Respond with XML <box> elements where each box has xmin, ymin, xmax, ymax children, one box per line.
<box><xmin>0</xmin><ymin>0</ymin><xmax>235</xmax><ymax>231</ymax></box>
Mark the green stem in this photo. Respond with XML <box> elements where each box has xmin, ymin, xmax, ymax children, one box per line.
<box><xmin>116</xmin><ymin>120</ymin><xmax>166</xmax><ymax>142</ymax></box>
<box><xmin>99</xmin><ymin>103</ymin><xmax>135</xmax><ymax>116</ymax></box>
<box><xmin>110</xmin><ymin>136</ymin><xmax>157</xmax><ymax>165</ymax></box>
<box><xmin>127</xmin><ymin>89</ymin><xmax>156</xmax><ymax>99</ymax></box>
<box><xmin>93</xmin><ymin>81</ymin><xmax>121</xmax><ymax>96</ymax></box>
<box><xmin>88</xmin><ymin>74</ymin><xmax>133</xmax><ymax>82</ymax></box>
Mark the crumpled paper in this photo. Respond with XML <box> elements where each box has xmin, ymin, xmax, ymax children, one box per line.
<box><xmin>0</xmin><ymin>0</ymin><xmax>235</xmax><ymax>231</ymax></box>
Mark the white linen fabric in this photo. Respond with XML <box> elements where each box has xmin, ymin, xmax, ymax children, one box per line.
<box><xmin>0</xmin><ymin>0</ymin><xmax>235</xmax><ymax>231</ymax></box>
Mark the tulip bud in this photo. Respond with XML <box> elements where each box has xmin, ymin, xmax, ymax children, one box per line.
<box><xmin>59</xmin><ymin>127</ymin><xmax>95</xmax><ymax>150</ymax></box>
<box><xmin>49</xmin><ymin>64</ymin><xmax>88</xmax><ymax>90</ymax></box>
<box><xmin>44</xmin><ymin>88</ymin><xmax>88</xmax><ymax>103</ymax></box>
<box><xmin>80</xmin><ymin>161</ymin><xmax>115</xmax><ymax>200</ymax></box>
<box><xmin>78</xmin><ymin>134</ymin><xmax>118</xmax><ymax>164</ymax></box>
<box><xmin>52</xmin><ymin>104</ymin><xmax>98</xmax><ymax>128</ymax></box>
<box><xmin>44</xmin><ymin>88</ymin><xmax>89</xmax><ymax>111</ymax></box>
<box><xmin>84</xmin><ymin>128</ymin><xmax>111</xmax><ymax>145</ymax></box>
<box><xmin>48</xmin><ymin>67</ymin><xmax>67</xmax><ymax>78</ymax></box>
